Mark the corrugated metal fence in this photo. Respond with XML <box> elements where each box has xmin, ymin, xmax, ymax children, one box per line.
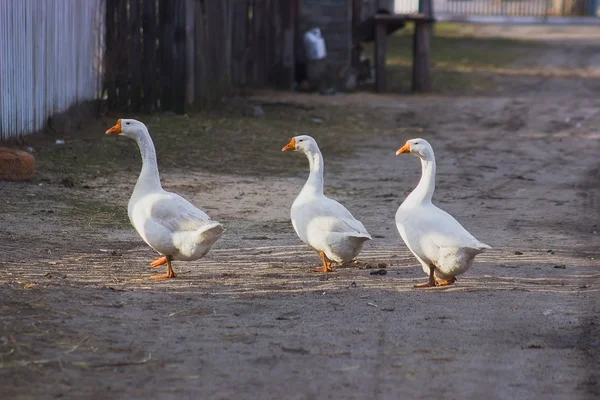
<box><xmin>0</xmin><ymin>0</ymin><xmax>105</xmax><ymax>141</ymax></box>
<box><xmin>394</xmin><ymin>0</ymin><xmax>597</xmax><ymax>17</ymax></box>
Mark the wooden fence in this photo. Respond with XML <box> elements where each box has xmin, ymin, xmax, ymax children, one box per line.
<box><xmin>104</xmin><ymin>0</ymin><xmax>298</xmax><ymax>113</ymax></box>
<box><xmin>0</xmin><ymin>0</ymin><xmax>105</xmax><ymax>141</ymax></box>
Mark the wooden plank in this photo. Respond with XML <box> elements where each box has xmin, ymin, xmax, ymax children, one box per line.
<box><xmin>129</xmin><ymin>0</ymin><xmax>142</xmax><ymax>112</ymax></box>
<box><xmin>142</xmin><ymin>0</ymin><xmax>159</xmax><ymax>112</ymax></box>
<box><xmin>159</xmin><ymin>0</ymin><xmax>174</xmax><ymax>111</ymax></box>
<box><xmin>223</xmin><ymin>0</ymin><xmax>233</xmax><ymax>90</ymax></box>
<box><xmin>193</xmin><ymin>0</ymin><xmax>204</xmax><ymax>106</ymax></box>
<box><xmin>172</xmin><ymin>0</ymin><xmax>186</xmax><ymax>114</ymax></box>
<box><xmin>117</xmin><ymin>0</ymin><xmax>129</xmax><ymax>110</ymax></box>
<box><xmin>218</xmin><ymin>0</ymin><xmax>232</xmax><ymax>94</ymax></box>
<box><xmin>185</xmin><ymin>0</ymin><xmax>195</xmax><ymax>108</ymax></box>
<box><xmin>245</xmin><ymin>0</ymin><xmax>254</xmax><ymax>85</ymax></box>
<box><xmin>266</xmin><ymin>0</ymin><xmax>276</xmax><ymax>85</ymax></box>
<box><xmin>231</xmin><ymin>0</ymin><xmax>248</xmax><ymax>85</ymax></box>
<box><xmin>142</xmin><ymin>0</ymin><xmax>157</xmax><ymax>112</ymax></box>
<box><xmin>253</xmin><ymin>0</ymin><xmax>266</xmax><ymax>84</ymax></box>
<box><xmin>277</xmin><ymin>0</ymin><xmax>297</xmax><ymax>89</ymax></box>
<box><xmin>196</xmin><ymin>0</ymin><xmax>227</xmax><ymax>107</ymax></box>
<box><xmin>105</xmin><ymin>0</ymin><xmax>117</xmax><ymax>110</ymax></box>
<box><xmin>374</xmin><ymin>19</ymin><xmax>387</xmax><ymax>92</ymax></box>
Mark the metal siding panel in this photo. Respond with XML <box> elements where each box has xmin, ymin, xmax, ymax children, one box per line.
<box><xmin>0</xmin><ymin>0</ymin><xmax>105</xmax><ymax>139</ymax></box>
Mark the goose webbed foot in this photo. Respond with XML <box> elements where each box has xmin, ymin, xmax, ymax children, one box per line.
<box><xmin>436</xmin><ymin>277</ymin><xmax>456</xmax><ymax>286</ymax></box>
<box><xmin>414</xmin><ymin>264</ymin><xmax>436</xmax><ymax>288</ymax></box>
<box><xmin>150</xmin><ymin>255</ymin><xmax>177</xmax><ymax>279</ymax></box>
<box><xmin>150</xmin><ymin>255</ymin><xmax>167</xmax><ymax>268</ymax></box>
<box><xmin>414</xmin><ymin>280</ymin><xmax>436</xmax><ymax>288</ymax></box>
<box><xmin>314</xmin><ymin>251</ymin><xmax>335</xmax><ymax>273</ymax></box>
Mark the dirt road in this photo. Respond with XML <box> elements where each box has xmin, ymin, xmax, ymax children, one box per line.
<box><xmin>1</xmin><ymin>26</ymin><xmax>599</xmax><ymax>399</ymax></box>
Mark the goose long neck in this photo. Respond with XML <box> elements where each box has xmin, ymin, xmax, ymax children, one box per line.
<box><xmin>408</xmin><ymin>155</ymin><xmax>436</xmax><ymax>205</ymax></box>
<box><xmin>133</xmin><ymin>131</ymin><xmax>162</xmax><ymax>192</ymax></box>
<box><xmin>302</xmin><ymin>148</ymin><xmax>324</xmax><ymax>196</ymax></box>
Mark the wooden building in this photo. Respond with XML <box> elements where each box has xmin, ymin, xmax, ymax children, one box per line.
<box><xmin>298</xmin><ymin>0</ymin><xmax>398</xmax><ymax>89</ymax></box>
<box><xmin>298</xmin><ymin>0</ymin><xmax>432</xmax><ymax>92</ymax></box>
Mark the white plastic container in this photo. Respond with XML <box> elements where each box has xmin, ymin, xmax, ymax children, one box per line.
<box><xmin>303</xmin><ymin>28</ymin><xmax>327</xmax><ymax>60</ymax></box>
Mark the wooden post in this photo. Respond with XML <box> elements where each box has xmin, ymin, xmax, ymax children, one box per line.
<box><xmin>412</xmin><ymin>21</ymin><xmax>431</xmax><ymax>92</ymax></box>
<box><xmin>412</xmin><ymin>0</ymin><xmax>433</xmax><ymax>92</ymax></box>
<box><xmin>374</xmin><ymin>19</ymin><xmax>387</xmax><ymax>93</ymax></box>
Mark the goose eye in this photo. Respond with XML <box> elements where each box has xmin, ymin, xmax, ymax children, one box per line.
<box><xmin>298</xmin><ymin>139</ymin><xmax>303</xmax><ymax>142</ymax></box>
<box><xmin>125</xmin><ymin>122</ymin><xmax>130</xmax><ymax>125</ymax></box>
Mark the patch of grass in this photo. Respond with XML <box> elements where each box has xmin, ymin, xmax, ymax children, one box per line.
<box><xmin>55</xmin><ymin>196</ymin><xmax>130</xmax><ymax>229</ymax></box>
<box><xmin>365</xmin><ymin>22</ymin><xmax>539</xmax><ymax>94</ymax></box>
<box><xmin>30</xmin><ymin>101</ymin><xmax>390</xmax><ymax>181</ymax></box>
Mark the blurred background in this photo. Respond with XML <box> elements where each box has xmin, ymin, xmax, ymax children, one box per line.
<box><xmin>2</xmin><ymin>0</ymin><xmax>600</xmax><ymax>143</ymax></box>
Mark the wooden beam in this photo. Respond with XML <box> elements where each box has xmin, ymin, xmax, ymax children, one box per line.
<box><xmin>374</xmin><ymin>19</ymin><xmax>387</xmax><ymax>93</ymax></box>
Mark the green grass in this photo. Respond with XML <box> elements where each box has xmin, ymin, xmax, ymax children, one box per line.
<box><xmin>29</xmin><ymin>101</ymin><xmax>392</xmax><ymax>181</ymax></box>
<box><xmin>58</xmin><ymin>197</ymin><xmax>130</xmax><ymax>229</ymax></box>
<box><xmin>365</xmin><ymin>22</ymin><xmax>539</xmax><ymax>94</ymax></box>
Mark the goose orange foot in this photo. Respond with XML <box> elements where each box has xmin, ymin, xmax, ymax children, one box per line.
<box><xmin>314</xmin><ymin>264</ymin><xmax>334</xmax><ymax>273</ymax></box>
<box><xmin>150</xmin><ymin>255</ymin><xmax>177</xmax><ymax>279</ymax></box>
<box><xmin>151</xmin><ymin>270</ymin><xmax>177</xmax><ymax>279</ymax></box>
<box><xmin>314</xmin><ymin>251</ymin><xmax>335</xmax><ymax>273</ymax></box>
<box><xmin>414</xmin><ymin>264</ymin><xmax>436</xmax><ymax>288</ymax></box>
<box><xmin>150</xmin><ymin>256</ymin><xmax>168</xmax><ymax>268</ymax></box>
<box><xmin>436</xmin><ymin>277</ymin><xmax>456</xmax><ymax>287</ymax></box>
<box><xmin>414</xmin><ymin>281</ymin><xmax>436</xmax><ymax>288</ymax></box>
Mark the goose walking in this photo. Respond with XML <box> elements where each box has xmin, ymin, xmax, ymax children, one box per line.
<box><xmin>105</xmin><ymin>119</ymin><xmax>224</xmax><ymax>279</ymax></box>
<box><xmin>282</xmin><ymin>135</ymin><xmax>371</xmax><ymax>272</ymax></box>
<box><xmin>395</xmin><ymin>138</ymin><xmax>490</xmax><ymax>287</ymax></box>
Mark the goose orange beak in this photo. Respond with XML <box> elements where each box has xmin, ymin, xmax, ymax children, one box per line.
<box><xmin>282</xmin><ymin>138</ymin><xmax>296</xmax><ymax>152</ymax></box>
<box><xmin>396</xmin><ymin>142</ymin><xmax>411</xmax><ymax>155</ymax></box>
<box><xmin>105</xmin><ymin>119</ymin><xmax>122</xmax><ymax>135</ymax></box>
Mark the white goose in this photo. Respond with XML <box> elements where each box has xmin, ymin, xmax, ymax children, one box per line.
<box><xmin>395</xmin><ymin>138</ymin><xmax>490</xmax><ymax>287</ymax></box>
<box><xmin>105</xmin><ymin>119</ymin><xmax>224</xmax><ymax>279</ymax></box>
<box><xmin>282</xmin><ymin>135</ymin><xmax>371</xmax><ymax>272</ymax></box>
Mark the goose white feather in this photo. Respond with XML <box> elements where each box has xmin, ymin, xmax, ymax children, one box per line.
<box><xmin>282</xmin><ymin>135</ymin><xmax>371</xmax><ymax>272</ymax></box>
<box><xmin>105</xmin><ymin>119</ymin><xmax>224</xmax><ymax>279</ymax></box>
<box><xmin>395</xmin><ymin>138</ymin><xmax>490</xmax><ymax>287</ymax></box>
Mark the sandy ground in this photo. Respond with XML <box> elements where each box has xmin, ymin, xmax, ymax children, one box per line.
<box><xmin>1</xmin><ymin>26</ymin><xmax>599</xmax><ymax>399</ymax></box>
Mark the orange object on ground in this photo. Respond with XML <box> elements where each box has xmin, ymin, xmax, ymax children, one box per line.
<box><xmin>0</xmin><ymin>147</ymin><xmax>35</xmax><ymax>181</ymax></box>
